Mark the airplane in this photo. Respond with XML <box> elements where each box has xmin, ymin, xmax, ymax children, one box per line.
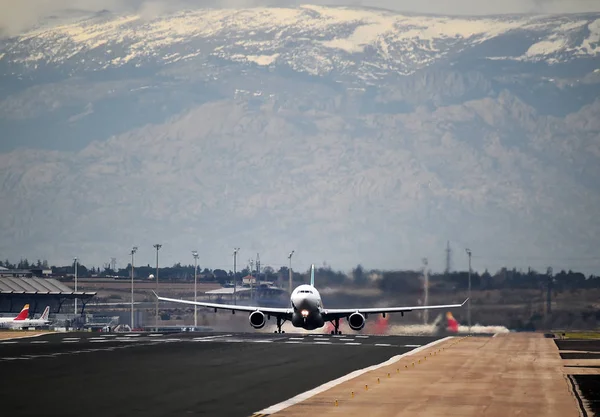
<box><xmin>0</xmin><ymin>306</ymin><xmax>51</xmax><ymax>329</ymax></box>
<box><xmin>154</xmin><ymin>264</ymin><xmax>468</xmax><ymax>334</ymax></box>
<box><xmin>0</xmin><ymin>304</ymin><xmax>30</xmax><ymax>325</ymax></box>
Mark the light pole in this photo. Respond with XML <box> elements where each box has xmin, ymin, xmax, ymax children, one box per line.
<box><xmin>130</xmin><ymin>246</ymin><xmax>137</xmax><ymax>329</ymax></box>
<box><xmin>153</xmin><ymin>244</ymin><xmax>162</xmax><ymax>332</ymax></box>
<box><xmin>466</xmin><ymin>248</ymin><xmax>472</xmax><ymax>333</ymax></box>
<box><xmin>74</xmin><ymin>257</ymin><xmax>78</xmax><ymax>316</ymax></box>
<box><xmin>422</xmin><ymin>257</ymin><xmax>429</xmax><ymax>325</ymax></box>
<box><xmin>233</xmin><ymin>248</ymin><xmax>239</xmax><ymax>305</ymax></box>
<box><xmin>288</xmin><ymin>250</ymin><xmax>295</xmax><ymax>294</ymax></box>
<box><xmin>192</xmin><ymin>250</ymin><xmax>199</xmax><ymax>328</ymax></box>
<box><xmin>249</xmin><ymin>259</ymin><xmax>254</xmax><ymax>301</ymax></box>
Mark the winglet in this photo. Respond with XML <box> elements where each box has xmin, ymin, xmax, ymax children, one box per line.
<box><xmin>310</xmin><ymin>264</ymin><xmax>315</xmax><ymax>287</ymax></box>
<box><xmin>151</xmin><ymin>290</ymin><xmax>159</xmax><ymax>299</ymax></box>
<box><xmin>462</xmin><ymin>297</ymin><xmax>469</xmax><ymax>306</ymax></box>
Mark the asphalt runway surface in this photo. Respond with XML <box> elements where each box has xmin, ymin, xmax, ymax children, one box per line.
<box><xmin>0</xmin><ymin>332</ymin><xmax>441</xmax><ymax>417</ymax></box>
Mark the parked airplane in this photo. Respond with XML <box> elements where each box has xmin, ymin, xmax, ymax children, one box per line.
<box><xmin>0</xmin><ymin>306</ymin><xmax>51</xmax><ymax>329</ymax></box>
<box><xmin>155</xmin><ymin>264</ymin><xmax>468</xmax><ymax>334</ymax></box>
<box><xmin>0</xmin><ymin>304</ymin><xmax>30</xmax><ymax>325</ymax></box>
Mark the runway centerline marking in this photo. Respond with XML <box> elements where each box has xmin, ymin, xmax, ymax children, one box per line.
<box><xmin>253</xmin><ymin>336</ymin><xmax>453</xmax><ymax>415</ymax></box>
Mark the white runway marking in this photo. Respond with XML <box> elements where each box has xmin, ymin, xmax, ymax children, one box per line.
<box><xmin>1</xmin><ymin>341</ymin><xmax>18</xmax><ymax>344</ymax></box>
<box><xmin>252</xmin><ymin>340</ymin><xmax>273</xmax><ymax>343</ymax></box>
<box><xmin>339</xmin><ymin>338</ymin><xmax>354</xmax><ymax>342</ymax></box>
<box><xmin>403</xmin><ymin>344</ymin><xmax>422</xmax><ymax>347</ymax></box>
<box><xmin>374</xmin><ymin>343</ymin><xmax>392</xmax><ymax>347</ymax></box>
<box><xmin>61</xmin><ymin>340</ymin><xmax>79</xmax><ymax>343</ymax></box>
<box><xmin>149</xmin><ymin>334</ymin><xmax>163</xmax><ymax>337</ymax></box>
<box><xmin>192</xmin><ymin>334</ymin><xmax>232</xmax><ymax>341</ymax></box>
<box><xmin>344</xmin><ymin>342</ymin><xmax>361</xmax><ymax>346</ymax></box>
<box><xmin>355</xmin><ymin>335</ymin><xmax>369</xmax><ymax>339</ymax></box>
<box><xmin>30</xmin><ymin>341</ymin><xmax>48</xmax><ymax>344</ymax></box>
<box><xmin>63</xmin><ymin>337</ymin><xmax>81</xmax><ymax>341</ymax></box>
<box><xmin>288</xmin><ymin>337</ymin><xmax>304</xmax><ymax>341</ymax></box>
<box><xmin>253</xmin><ymin>336</ymin><xmax>453</xmax><ymax>415</ymax></box>
<box><xmin>285</xmin><ymin>341</ymin><xmax>302</xmax><ymax>344</ymax></box>
<box><xmin>313</xmin><ymin>341</ymin><xmax>332</xmax><ymax>345</ymax></box>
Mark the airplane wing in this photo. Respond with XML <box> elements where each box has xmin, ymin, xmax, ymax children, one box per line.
<box><xmin>322</xmin><ymin>298</ymin><xmax>468</xmax><ymax>319</ymax></box>
<box><xmin>153</xmin><ymin>292</ymin><xmax>292</xmax><ymax>316</ymax></box>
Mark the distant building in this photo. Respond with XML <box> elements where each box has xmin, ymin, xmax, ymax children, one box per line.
<box><xmin>0</xmin><ymin>268</ymin><xmax>52</xmax><ymax>278</ymax></box>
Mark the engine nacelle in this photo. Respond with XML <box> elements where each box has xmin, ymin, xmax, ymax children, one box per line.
<box><xmin>347</xmin><ymin>312</ymin><xmax>366</xmax><ymax>331</ymax></box>
<box><xmin>249</xmin><ymin>310</ymin><xmax>266</xmax><ymax>329</ymax></box>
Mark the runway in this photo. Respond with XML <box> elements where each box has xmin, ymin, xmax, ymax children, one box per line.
<box><xmin>0</xmin><ymin>332</ymin><xmax>440</xmax><ymax>417</ymax></box>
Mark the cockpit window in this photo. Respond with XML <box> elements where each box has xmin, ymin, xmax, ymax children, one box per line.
<box><xmin>298</xmin><ymin>290</ymin><xmax>313</xmax><ymax>294</ymax></box>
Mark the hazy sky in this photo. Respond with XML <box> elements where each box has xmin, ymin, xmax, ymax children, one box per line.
<box><xmin>1</xmin><ymin>0</ymin><xmax>599</xmax><ymax>37</ymax></box>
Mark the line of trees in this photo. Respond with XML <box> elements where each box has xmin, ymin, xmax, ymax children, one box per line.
<box><xmin>2</xmin><ymin>258</ymin><xmax>599</xmax><ymax>293</ymax></box>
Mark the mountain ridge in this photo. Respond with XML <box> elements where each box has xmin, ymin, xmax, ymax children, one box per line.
<box><xmin>0</xmin><ymin>5</ymin><xmax>599</xmax><ymax>273</ymax></box>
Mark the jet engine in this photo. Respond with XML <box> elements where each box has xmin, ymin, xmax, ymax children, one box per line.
<box><xmin>249</xmin><ymin>310</ymin><xmax>266</xmax><ymax>329</ymax></box>
<box><xmin>347</xmin><ymin>312</ymin><xmax>366</xmax><ymax>331</ymax></box>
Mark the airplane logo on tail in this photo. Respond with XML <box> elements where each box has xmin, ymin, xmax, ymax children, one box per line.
<box><xmin>446</xmin><ymin>312</ymin><xmax>459</xmax><ymax>333</ymax></box>
<box><xmin>14</xmin><ymin>304</ymin><xmax>30</xmax><ymax>321</ymax></box>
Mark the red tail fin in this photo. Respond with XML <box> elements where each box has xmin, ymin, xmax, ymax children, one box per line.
<box><xmin>14</xmin><ymin>304</ymin><xmax>30</xmax><ymax>321</ymax></box>
<box><xmin>446</xmin><ymin>312</ymin><xmax>459</xmax><ymax>333</ymax></box>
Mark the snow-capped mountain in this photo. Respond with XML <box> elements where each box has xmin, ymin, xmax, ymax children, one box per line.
<box><xmin>2</xmin><ymin>6</ymin><xmax>600</xmax><ymax>79</ymax></box>
<box><xmin>0</xmin><ymin>6</ymin><xmax>599</xmax><ymax>273</ymax></box>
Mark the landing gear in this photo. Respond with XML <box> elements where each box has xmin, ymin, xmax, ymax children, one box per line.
<box><xmin>274</xmin><ymin>316</ymin><xmax>286</xmax><ymax>334</ymax></box>
<box><xmin>330</xmin><ymin>318</ymin><xmax>342</xmax><ymax>335</ymax></box>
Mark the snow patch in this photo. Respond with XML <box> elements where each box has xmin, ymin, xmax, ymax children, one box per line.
<box><xmin>526</xmin><ymin>39</ymin><xmax>567</xmax><ymax>57</ymax></box>
<box><xmin>579</xmin><ymin>18</ymin><xmax>600</xmax><ymax>55</ymax></box>
<box><xmin>246</xmin><ymin>53</ymin><xmax>280</xmax><ymax>65</ymax></box>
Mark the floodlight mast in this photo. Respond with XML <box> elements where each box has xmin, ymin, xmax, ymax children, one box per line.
<box><xmin>130</xmin><ymin>246</ymin><xmax>138</xmax><ymax>329</ymax></box>
<box><xmin>233</xmin><ymin>248</ymin><xmax>240</xmax><ymax>305</ymax></box>
<box><xmin>73</xmin><ymin>257</ymin><xmax>78</xmax><ymax>316</ymax></box>
<box><xmin>466</xmin><ymin>248</ymin><xmax>472</xmax><ymax>333</ymax></box>
<box><xmin>192</xmin><ymin>250</ymin><xmax>199</xmax><ymax>327</ymax></box>
<box><xmin>153</xmin><ymin>244</ymin><xmax>162</xmax><ymax>332</ymax></box>
<box><xmin>288</xmin><ymin>250</ymin><xmax>295</xmax><ymax>294</ymax></box>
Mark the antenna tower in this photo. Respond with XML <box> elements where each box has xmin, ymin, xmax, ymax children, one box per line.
<box><xmin>445</xmin><ymin>241</ymin><xmax>452</xmax><ymax>274</ymax></box>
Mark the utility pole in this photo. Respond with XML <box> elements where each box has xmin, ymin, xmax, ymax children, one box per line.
<box><xmin>249</xmin><ymin>259</ymin><xmax>254</xmax><ymax>301</ymax></box>
<box><xmin>288</xmin><ymin>250</ymin><xmax>295</xmax><ymax>294</ymax></box>
<box><xmin>233</xmin><ymin>248</ymin><xmax>239</xmax><ymax>305</ymax></box>
<box><xmin>74</xmin><ymin>257</ymin><xmax>78</xmax><ymax>316</ymax></box>
<box><xmin>153</xmin><ymin>244</ymin><xmax>162</xmax><ymax>332</ymax></box>
<box><xmin>445</xmin><ymin>241</ymin><xmax>451</xmax><ymax>274</ymax></box>
<box><xmin>130</xmin><ymin>246</ymin><xmax>137</xmax><ymax>329</ymax></box>
<box><xmin>422</xmin><ymin>257</ymin><xmax>429</xmax><ymax>325</ymax></box>
<box><xmin>546</xmin><ymin>266</ymin><xmax>553</xmax><ymax>323</ymax></box>
<box><xmin>192</xmin><ymin>251</ymin><xmax>199</xmax><ymax>328</ymax></box>
<box><xmin>466</xmin><ymin>248</ymin><xmax>472</xmax><ymax>333</ymax></box>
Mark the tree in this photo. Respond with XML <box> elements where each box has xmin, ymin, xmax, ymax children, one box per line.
<box><xmin>352</xmin><ymin>264</ymin><xmax>367</xmax><ymax>287</ymax></box>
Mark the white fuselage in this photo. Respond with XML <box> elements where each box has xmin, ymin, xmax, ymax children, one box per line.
<box><xmin>290</xmin><ymin>284</ymin><xmax>325</xmax><ymax>330</ymax></box>
<box><xmin>4</xmin><ymin>318</ymin><xmax>49</xmax><ymax>329</ymax></box>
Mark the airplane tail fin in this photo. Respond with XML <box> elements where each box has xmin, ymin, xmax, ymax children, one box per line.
<box><xmin>446</xmin><ymin>311</ymin><xmax>459</xmax><ymax>333</ymax></box>
<box><xmin>310</xmin><ymin>264</ymin><xmax>315</xmax><ymax>287</ymax></box>
<box><xmin>14</xmin><ymin>304</ymin><xmax>30</xmax><ymax>321</ymax></box>
<box><xmin>40</xmin><ymin>306</ymin><xmax>50</xmax><ymax>321</ymax></box>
